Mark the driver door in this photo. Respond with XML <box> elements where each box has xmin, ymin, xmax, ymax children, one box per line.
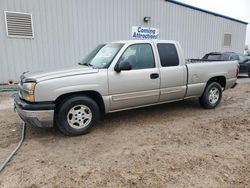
<box><xmin>108</xmin><ymin>43</ymin><xmax>160</xmax><ymax>111</ymax></box>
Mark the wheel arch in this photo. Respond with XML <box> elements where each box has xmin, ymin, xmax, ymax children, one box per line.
<box><xmin>54</xmin><ymin>90</ymin><xmax>105</xmax><ymax>115</ymax></box>
<box><xmin>206</xmin><ymin>76</ymin><xmax>226</xmax><ymax>89</ymax></box>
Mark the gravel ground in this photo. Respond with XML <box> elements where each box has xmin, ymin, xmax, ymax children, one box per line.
<box><xmin>0</xmin><ymin>77</ymin><xmax>250</xmax><ymax>188</ymax></box>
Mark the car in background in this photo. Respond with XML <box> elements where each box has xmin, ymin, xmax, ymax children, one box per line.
<box><xmin>202</xmin><ymin>52</ymin><xmax>250</xmax><ymax>77</ymax></box>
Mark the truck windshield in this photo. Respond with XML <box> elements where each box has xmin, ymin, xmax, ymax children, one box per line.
<box><xmin>79</xmin><ymin>43</ymin><xmax>124</xmax><ymax>68</ymax></box>
<box><xmin>220</xmin><ymin>54</ymin><xmax>230</xmax><ymax>60</ymax></box>
<box><xmin>204</xmin><ymin>54</ymin><xmax>221</xmax><ymax>60</ymax></box>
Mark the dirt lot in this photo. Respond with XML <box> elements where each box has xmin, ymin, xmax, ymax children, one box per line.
<box><xmin>0</xmin><ymin>77</ymin><xmax>250</xmax><ymax>188</ymax></box>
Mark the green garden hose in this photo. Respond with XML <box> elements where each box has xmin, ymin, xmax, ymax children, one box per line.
<box><xmin>0</xmin><ymin>122</ymin><xmax>26</xmax><ymax>173</ymax></box>
<box><xmin>0</xmin><ymin>88</ymin><xmax>17</xmax><ymax>92</ymax></box>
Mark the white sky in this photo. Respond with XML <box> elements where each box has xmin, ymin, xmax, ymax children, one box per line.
<box><xmin>176</xmin><ymin>0</ymin><xmax>250</xmax><ymax>47</ymax></box>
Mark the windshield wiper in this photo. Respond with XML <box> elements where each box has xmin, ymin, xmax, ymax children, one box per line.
<box><xmin>78</xmin><ymin>62</ymin><xmax>93</xmax><ymax>67</ymax></box>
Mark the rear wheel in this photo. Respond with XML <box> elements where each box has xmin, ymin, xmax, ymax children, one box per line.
<box><xmin>199</xmin><ymin>82</ymin><xmax>222</xmax><ymax>109</ymax></box>
<box><xmin>56</xmin><ymin>96</ymin><xmax>100</xmax><ymax>136</ymax></box>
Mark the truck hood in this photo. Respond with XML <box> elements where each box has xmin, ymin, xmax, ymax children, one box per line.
<box><xmin>22</xmin><ymin>65</ymin><xmax>99</xmax><ymax>83</ymax></box>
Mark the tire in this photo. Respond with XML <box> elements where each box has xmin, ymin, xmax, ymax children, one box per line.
<box><xmin>55</xmin><ymin>95</ymin><xmax>100</xmax><ymax>136</ymax></box>
<box><xmin>199</xmin><ymin>82</ymin><xmax>222</xmax><ymax>109</ymax></box>
<box><xmin>248</xmin><ymin>73</ymin><xmax>250</xmax><ymax>78</ymax></box>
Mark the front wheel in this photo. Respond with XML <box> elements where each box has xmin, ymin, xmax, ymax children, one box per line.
<box><xmin>56</xmin><ymin>96</ymin><xmax>100</xmax><ymax>136</ymax></box>
<box><xmin>199</xmin><ymin>82</ymin><xmax>222</xmax><ymax>109</ymax></box>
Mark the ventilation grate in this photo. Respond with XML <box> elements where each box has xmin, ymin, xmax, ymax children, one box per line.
<box><xmin>224</xmin><ymin>33</ymin><xmax>232</xmax><ymax>47</ymax></box>
<box><xmin>5</xmin><ymin>11</ymin><xmax>34</xmax><ymax>38</ymax></box>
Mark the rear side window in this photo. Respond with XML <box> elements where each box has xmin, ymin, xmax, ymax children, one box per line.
<box><xmin>230</xmin><ymin>55</ymin><xmax>239</xmax><ymax>61</ymax></box>
<box><xmin>157</xmin><ymin>43</ymin><xmax>179</xmax><ymax>67</ymax></box>
<box><xmin>238</xmin><ymin>54</ymin><xmax>248</xmax><ymax>63</ymax></box>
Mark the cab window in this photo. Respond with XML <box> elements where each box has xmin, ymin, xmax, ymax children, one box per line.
<box><xmin>157</xmin><ymin>43</ymin><xmax>179</xmax><ymax>66</ymax></box>
<box><xmin>118</xmin><ymin>44</ymin><xmax>155</xmax><ymax>69</ymax></box>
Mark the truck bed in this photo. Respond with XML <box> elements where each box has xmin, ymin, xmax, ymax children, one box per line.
<box><xmin>185</xmin><ymin>59</ymin><xmax>238</xmax><ymax>98</ymax></box>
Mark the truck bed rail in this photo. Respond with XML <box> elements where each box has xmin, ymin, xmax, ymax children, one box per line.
<box><xmin>187</xmin><ymin>59</ymin><xmax>226</xmax><ymax>63</ymax></box>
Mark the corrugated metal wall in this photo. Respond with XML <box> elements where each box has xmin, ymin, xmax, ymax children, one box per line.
<box><xmin>0</xmin><ymin>0</ymin><xmax>247</xmax><ymax>84</ymax></box>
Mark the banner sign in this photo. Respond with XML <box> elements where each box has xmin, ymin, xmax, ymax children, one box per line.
<box><xmin>132</xmin><ymin>26</ymin><xmax>159</xmax><ymax>39</ymax></box>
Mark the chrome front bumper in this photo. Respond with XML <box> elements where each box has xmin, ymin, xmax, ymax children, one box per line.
<box><xmin>14</xmin><ymin>95</ymin><xmax>54</xmax><ymax>128</ymax></box>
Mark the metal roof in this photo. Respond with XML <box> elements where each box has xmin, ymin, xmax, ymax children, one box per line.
<box><xmin>166</xmin><ymin>0</ymin><xmax>248</xmax><ymax>25</ymax></box>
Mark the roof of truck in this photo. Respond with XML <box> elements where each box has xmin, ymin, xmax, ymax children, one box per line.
<box><xmin>110</xmin><ymin>39</ymin><xmax>178</xmax><ymax>44</ymax></box>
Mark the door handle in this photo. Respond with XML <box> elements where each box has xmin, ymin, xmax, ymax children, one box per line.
<box><xmin>150</xmin><ymin>73</ymin><xmax>159</xmax><ymax>79</ymax></box>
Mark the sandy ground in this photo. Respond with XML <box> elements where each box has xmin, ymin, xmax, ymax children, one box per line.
<box><xmin>0</xmin><ymin>77</ymin><xmax>250</xmax><ymax>188</ymax></box>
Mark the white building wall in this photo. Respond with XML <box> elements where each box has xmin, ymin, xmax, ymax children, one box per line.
<box><xmin>0</xmin><ymin>0</ymin><xmax>247</xmax><ymax>84</ymax></box>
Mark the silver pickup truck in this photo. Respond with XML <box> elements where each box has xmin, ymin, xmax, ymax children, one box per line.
<box><xmin>14</xmin><ymin>40</ymin><xmax>238</xmax><ymax>136</ymax></box>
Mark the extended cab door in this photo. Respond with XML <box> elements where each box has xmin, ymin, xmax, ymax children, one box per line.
<box><xmin>156</xmin><ymin>43</ymin><xmax>187</xmax><ymax>102</ymax></box>
<box><xmin>108</xmin><ymin>43</ymin><xmax>160</xmax><ymax>111</ymax></box>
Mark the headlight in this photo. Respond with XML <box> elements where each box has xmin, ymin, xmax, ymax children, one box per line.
<box><xmin>22</xmin><ymin>82</ymin><xmax>36</xmax><ymax>102</ymax></box>
<box><xmin>23</xmin><ymin>82</ymin><xmax>36</xmax><ymax>94</ymax></box>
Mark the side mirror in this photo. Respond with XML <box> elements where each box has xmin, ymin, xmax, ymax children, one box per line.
<box><xmin>114</xmin><ymin>61</ymin><xmax>132</xmax><ymax>72</ymax></box>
